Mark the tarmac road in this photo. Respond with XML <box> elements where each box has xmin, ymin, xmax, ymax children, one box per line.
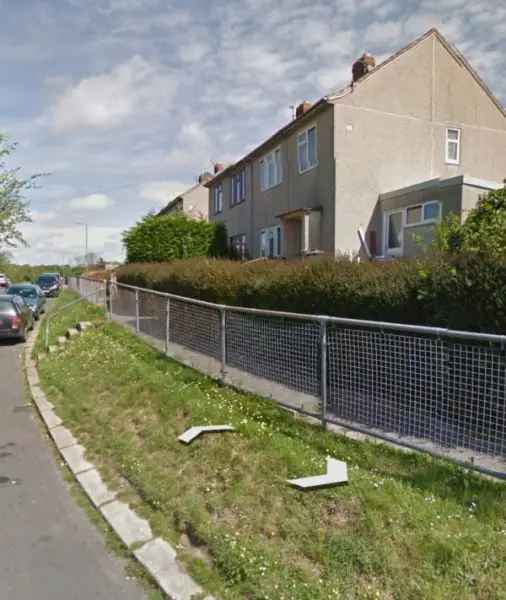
<box><xmin>0</xmin><ymin>336</ymin><xmax>146</xmax><ymax>599</ymax></box>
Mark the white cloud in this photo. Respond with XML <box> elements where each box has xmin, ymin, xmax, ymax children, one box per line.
<box><xmin>68</xmin><ymin>193</ymin><xmax>114</xmax><ymax>210</ymax></box>
<box><xmin>140</xmin><ymin>180</ymin><xmax>191</xmax><ymax>207</ymax></box>
<box><xmin>52</xmin><ymin>55</ymin><xmax>177</xmax><ymax>132</ymax></box>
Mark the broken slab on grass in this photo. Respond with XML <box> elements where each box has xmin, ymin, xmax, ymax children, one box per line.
<box><xmin>77</xmin><ymin>468</ymin><xmax>116</xmax><ymax>508</ymax></box>
<box><xmin>77</xmin><ymin>321</ymin><xmax>92</xmax><ymax>331</ymax></box>
<box><xmin>287</xmin><ymin>457</ymin><xmax>348</xmax><ymax>490</ymax></box>
<box><xmin>61</xmin><ymin>444</ymin><xmax>94</xmax><ymax>475</ymax></box>
<box><xmin>178</xmin><ymin>425</ymin><xmax>235</xmax><ymax>444</ymax></box>
<box><xmin>134</xmin><ymin>537</ymin><xmax>204</xmax><ymax>600</ymax></box>
<box><xmin>66</xmin><ymin>328</ymin><xmax>79</xmax><ymax>339</ymax></box>
<box><xmin>100</xmin><ymin>500</ymin><xmax>152</xmax><ymax>547</ymax></box>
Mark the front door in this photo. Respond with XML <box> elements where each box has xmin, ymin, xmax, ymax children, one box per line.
<box><xmin>384</xmin><ymin>210</ymin><xmax>403</xmax><ymax>257</ymax></box>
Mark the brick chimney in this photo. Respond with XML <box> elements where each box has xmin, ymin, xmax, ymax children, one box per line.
<box><xmin>295</xmin><ymin>101</ymin><xmax>312</xmax><ymax>118</ymax></box>
<box><xmin>198</xmin><ymin>171</ymin><xmax>213</xmax><ymax>184</ymax></box>
<box><xmin>352</xmin><ymin>53</ymin><xmax>376</xmax><ymax>82</ymax></box>
<box><xmin>214</xmin><ymin>163</ymin><xmax>225</xmax><ymax>174</ymax></box>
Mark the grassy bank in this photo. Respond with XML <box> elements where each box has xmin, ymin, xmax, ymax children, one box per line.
<box><xmin>37</xmin><ymin>298</ymin><xmax>506</xmax><ymax>599</ymax></box>
<box><xmin>33</xmin><ymin>289</ymin><xmax>104</xmax><ymax>356</ymax></box>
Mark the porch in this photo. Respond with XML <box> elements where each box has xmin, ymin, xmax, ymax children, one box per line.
<box><xmin>276</xmin><ymin>207</ymin><xmax>323</xmax><ymax>259</ymax></box>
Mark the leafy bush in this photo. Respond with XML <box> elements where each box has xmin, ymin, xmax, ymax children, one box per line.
<box><xmin>122</xmin><ymin>212</ymin><xmax>228</xmax><ymax>263</ymax></box>
<box><xmin>117</xmin><ymin>254</ymin><xmax>506</xmax><ymax>333</ymax></box>
<box><xmin>436</xmin><ymin>185</ymin><xmax>506</xmax><ymax>258</ymax></box>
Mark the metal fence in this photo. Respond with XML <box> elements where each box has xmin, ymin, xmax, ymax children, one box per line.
<box><xmin>67</xmin><ymin>277</ymin><xmax>506</xmax><ymax>477</ymax></box>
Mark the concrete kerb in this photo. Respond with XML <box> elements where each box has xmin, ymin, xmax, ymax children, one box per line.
<box><xmin>24</xmin><ymin>317</ymin><xmax>214</xmax><ymax>599</ymax></box>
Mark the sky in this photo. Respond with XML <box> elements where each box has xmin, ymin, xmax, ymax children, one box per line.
<box><xmin>1</xmin><ymin>0</ymin><xmax>505</xmax><ymax>265</ymax></box>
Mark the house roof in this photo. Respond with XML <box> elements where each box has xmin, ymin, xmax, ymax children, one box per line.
<box><xmin>158</xmin><ymin>182</ymin><xmax>202</xmax><ymax>215</ymax></box>
<box><xmin>206</xmin><ymin>28</ymin><xmax>506</xmax><ymax>188</ymax></box>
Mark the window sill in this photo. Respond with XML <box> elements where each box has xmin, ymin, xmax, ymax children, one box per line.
<box><xmin>230</xmin><ymin>199</ymin><xmax>247</xmax><ymax>208</ymax></box>
<box><xmin>445</xmin><ymin>160</ymin><xmax>460</xmax><ymax>166</ymax></box>
<box><xmin>298</xmin><ymin>162</ymin><xmax>318</xmax><ymax>175</ymax></box>
<box><xmin>404</xmin><ymin>219</ymin><xmax>440</xmax><ymax>229</ymax></box>
<box><xmin>261</xmin><ymin>181</ymin><xmax>283</xmax><ymax>193</ymax></box>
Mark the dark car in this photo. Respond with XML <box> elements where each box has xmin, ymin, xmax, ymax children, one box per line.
<box><xmin>36</xmin><ymin>274</ymin><xmax>61</xmax><ymax>297</ymax></box>
<box><xmin>0</xmin><ymin>295</ymin><xmax>34</xmax><ymax>342</ymax></box>
<box><xmin>7</xmin><ymin>283</ymin><xmax>46</xmax><ymax>319</ymax></box>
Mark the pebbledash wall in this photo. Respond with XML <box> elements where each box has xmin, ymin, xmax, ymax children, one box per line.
<box><xmin>69</xmin><ymin>277</ymin><xmax>506</xmax><ymax>479</ymax></box>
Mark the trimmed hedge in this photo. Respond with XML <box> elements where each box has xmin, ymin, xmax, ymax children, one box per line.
<box><xmin>117</xmin><ymin>255</ymin><xmax>506</xmax><ymax>334</ymax></box>
<box><xmin>122</xmin><ymin>213</ymin><xmax>227</xmax><ymax>263</ymax></box>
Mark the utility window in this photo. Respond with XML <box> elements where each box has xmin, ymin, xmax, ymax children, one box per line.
<box><xmin>297</xmin><ymin>125</ymin><xmax>318</xmax><ymax>173</ymax></box>
<box><xmin>231</xmin><ymin>169</ymin><xmax>246</xmax><ymax>206</ymax></box>
<box><xmin>213</xmin><ymin>184</ymin><xmax>223</xmax><ymax>214</ymax></box>
<box><xmin>230</xmin><ymin>234</ymin><xmax>247</xmax><ymax>259</ymax></box>
<box><xmin>405</xmin><ymin>201</ymin><xmax>441</xmax><ymax>227</ymax></box>
<box><xmin>260</xmin><ymin>225</ymin><xmax>282</xmax><ymax>258</ymax></box>
<box><xmin>260</xmin><ymin>147</ymin><xmax>282</xmax><ymax>191</ymax></box>
<box><xmin>446</xmin><ymin>128</ymin><xmax>461</xmax><ymax>164</ymax></box>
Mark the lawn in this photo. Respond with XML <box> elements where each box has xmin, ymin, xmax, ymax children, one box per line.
<box><xmin>37</xmin><ymin>294</ymin><xmax>506</xmax><ymax>600</ymax></box>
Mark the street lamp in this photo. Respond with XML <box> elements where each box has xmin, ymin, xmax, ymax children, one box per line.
<box><xmin>75</xmin><ymin>222</ymin><xmax>88</xmax><ymax>265</ymax></box>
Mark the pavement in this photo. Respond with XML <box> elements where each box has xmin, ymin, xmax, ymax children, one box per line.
<box><xmin>0</xmin><ymin>336</ymin><xmax>146</xmax><ymax>599</ymax></box>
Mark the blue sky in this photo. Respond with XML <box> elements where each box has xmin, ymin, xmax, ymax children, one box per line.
<box><xmin>1</xmin><ymin>0</ymin><xmax>505</xmax><ymax>264</ymax></box>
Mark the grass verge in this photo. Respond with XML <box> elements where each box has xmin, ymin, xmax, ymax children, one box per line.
<box><xmin>33</xmin><ymin>289</ymin><xmax>104</xmax><ymax>357</ymax></box>
<box><xmin>37</xmin><ymin>297</ymin><xmax>506</xmax><ymax>600</ymax></box>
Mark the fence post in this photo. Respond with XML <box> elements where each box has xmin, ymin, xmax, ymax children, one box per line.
<box><xmin>135</xmin><ymin>289</ymin><xmax>140</xmax><ymax>333</ymax></box>
<box><xmin>220</xmin><ymin>307</ymin><xmax>227</xmax><ymax>382</ymax></box>
<box><xmin>103</xmin><ymin>282</ymin><xmax>109</xmax><ymax>319</ymax></box>
<box><xmin>320</xmin><ymin>319</ymin><xmax>328</xmax><ymax>429</ymax></box>
<box><xmin>165</xmin><ymin>298</ymin><xmax>170</xmax><ymax>354</ymax></box>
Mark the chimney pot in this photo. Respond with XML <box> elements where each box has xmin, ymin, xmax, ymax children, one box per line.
<box><xmin>352</xmin><ymin>52</ymin><xmax>376</xmax><ymax>82</ymax></box>
<box><xmin>295</xmin><ymin>101</ymin><xmax>312</xmax><ymax>118</ymax></box>
<box><xmin>214</xmin><ymin>163</ymin><xmax>225</xmax><ymax>174</ymax></box>
<box><xmin>198</xmin><ymin>171</ymin><xmax>213</xmax><ymax>184</ymax></box>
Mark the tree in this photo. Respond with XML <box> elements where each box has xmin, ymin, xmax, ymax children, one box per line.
<box><xmin>0</xmin><ymin>134</ymin><xmax>38</xmax><ymax>249</ymax></box>
<box><xmin>436</xmin><ymin>184</ymin><xmax>506</xmax><ymax>258</ymax></box>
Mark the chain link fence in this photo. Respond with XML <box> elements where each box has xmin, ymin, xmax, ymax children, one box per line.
<box><xmin>68</xmin><ymin>277</ymin><xmax>506</xmax><ymax>478</ymax></box>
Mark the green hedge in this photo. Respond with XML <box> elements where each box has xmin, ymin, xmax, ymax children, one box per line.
<box><xmin>122</xmin><ymin>213</ymin><xmax>227</xmax><ymax>263</ymax></box>
<box><xmin>117</xmin><ymin>254</ymin><xmax>506</xmax><ymax>333</ymax></box>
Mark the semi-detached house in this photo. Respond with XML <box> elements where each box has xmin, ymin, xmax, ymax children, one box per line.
<box><xmin>206</xmin><ymin>28</ymin><xmax>506</xmax><ymax>260</ymax></box>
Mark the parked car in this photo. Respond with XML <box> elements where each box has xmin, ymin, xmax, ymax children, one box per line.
<box><xmin>7</xmin><ymin>283</ymin><xmax>46</xmax><ymax>319</ymax></box>
<box><xmin>36</xmin><ymin>274</ymin><xmax>61</xmax><ymax>297</ymax></box>
<box><xmin>0</xmin><ymin>294</ymin><xmax>34</xmax><ymax>342</ymax></box>
<box><xmin>0</xmin><ymin>273</ymin><xmax>12</xmax><ymax>291</ymax></box>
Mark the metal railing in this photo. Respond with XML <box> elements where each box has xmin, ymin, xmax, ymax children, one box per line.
<box><xmin>68</xmin><ymin>276</ymin><xmax>506</xmax><ymax>477</ymax></box>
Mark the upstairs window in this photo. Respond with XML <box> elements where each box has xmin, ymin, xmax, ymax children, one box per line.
<box><xmin>213</xmin><ymin>184</ymin><xmax>223</xmax><ymax>214</ymax></box>
<box><xmin>231</xmin><ymin>169</ymin><xmax>246</xmax><ymax>205</ymax></box>
<box><xmin>260</xmin><ymin>147</ymin><xmax>282</xmax><ymax>191</ymax></box>
<box><xmin>446</xmin><ymin>128</ymin><xmax>461</xmax><ymax>164</ymax></box>
<box><xmin>297</xmin><ymin>125</ymin><xmax>318</xmax><ymax>173</ymax></box>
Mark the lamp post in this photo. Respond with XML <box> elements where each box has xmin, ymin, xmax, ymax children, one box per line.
<box><xmin>76</xmin><ymin>222</ymin><xmax>88</xmax><ymax>265</ymax></box>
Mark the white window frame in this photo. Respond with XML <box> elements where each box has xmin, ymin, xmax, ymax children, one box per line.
<box><xmin>384</xmin><ymin>201</ymin><xmax>442</xmax><ymax>256</ymax></box>
<box><xmin>231</xmin><ymin>169</ymin><xmax>246</xmax><ymax>206</ymax></box>
<box><xmin>259</xmin><ymin>225</ymin><xmax>282</xmax><ymax>258</ymax></box>
<box><xmin>297</xmin><ymin>124</ymin><xmax>318</xmax><ymax>174</ymax></box>
<box><xmin>445</xmin><ymin>127</ymin><xmax>461</xmax><ymax>165</ymax></box>
<box><xmin>259</xmin><ymin>147</ymin><xmax>282</xmax><ymax>191</ymax></box>
<box><xmin>213</xmin><ymin>184</ymin><xmax>223</xmax><ymax>215</ymax></box>
<box><xmin>403</xmin><ymin>200</ymin><xmax>442</xmax><ymax>228</ymax></box>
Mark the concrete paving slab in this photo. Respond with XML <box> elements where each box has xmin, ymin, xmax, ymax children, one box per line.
<box><xmin>61</xmin><ymin>444</ymin><xmax>94</xmax><ymax>474</ymax></box>
<box><xmin>178</xmin><ymin>425</ymin><xmax>235</xmax><ymax>444</ymax></box>
<box><xmin>40</xmin><ymin>408</ymin><xmax>63</xmax><ymax>430</ymax></box>
<box><xmin>100</xmin><ymin>501</ymin><xmax>153</xmax><ymax>547</ymax></box>
<box><xmin>134</xmin><ymin>538</ymin><xmax>203</xmax><ymax>600</ymax></box>
<box><xmin>287</xmin><ymin>457</ymin><xmax>348</xmax><ymax>490</ymax></box>
<box><xmin>49</xmin><ymin>425</ymin><xmax>77</xmax><ymax>450</ymax></box>
<box><xmin>77</xmin><ymin>469</ymin><xmax>116</xmax><ymax>508</ymax></box>
<box><xmin>66</xmin><ymin>328</ymin><xmax>79</xmax><ymax>338</ymax></box>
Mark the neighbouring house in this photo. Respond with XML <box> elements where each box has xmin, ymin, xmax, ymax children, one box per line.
<box><xmin>159</xmin><ymin>171</ymin><xmax>214</xmax><ymax>220</ymax></box>
<box><xmin>206</xmin><ymin>28</ymin><xmax>506</xmax><ymax>260</ymax></box>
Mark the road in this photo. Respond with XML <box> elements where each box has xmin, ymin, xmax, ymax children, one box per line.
<box><xmin>0</xmin><ymin>337</ymin><xmax>146</xmax><ymax>599</ymax></box>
